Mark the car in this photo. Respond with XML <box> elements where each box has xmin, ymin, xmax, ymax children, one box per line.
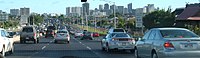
<box><xmin>45</xmin><ymin>26</ymin><xmax>56</xmax><ymax>38</ymax></box>
<box><xmin>91</xmin><ymin>32</ymin><xmax>100</xmax><ymax>37</ymax></box>
<box><xmin>134</xmin><ymin>28</ymin><xmax>200</xmax><ymax>58</ymax></box>
<box><xmin>108</xmin><ymin>28</ymin><xmax>126</xmax><ymax>34</ymax></box>
<box><xmin>101</xmin><ymin>32</ymin><xmax>135</xmax><ymax>53</ymax></box>
<box><xmin>54</xmin><ymin>30</ymin><xmax>70</xmax><ymax>43</ymax></box>
<box><xmin>20</xmin><ymin>25</ymin><xmax>40</xmax><ymax>44</ymax></box>
<box><xmin>0</xmin><ymin>28</ymin><xmax>14</xmax><ymax>56</ymax></box>
<box><xmin>80</xmin><ymin>31</ymin><xmax>93</xmax><ymax>40</ymax></box>
<box><xmin>75</xmin><ymin>31</ymin><xmax>84</xmax><ymax>38</ymax></box>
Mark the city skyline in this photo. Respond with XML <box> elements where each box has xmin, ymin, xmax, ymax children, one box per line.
<box><xmin>0</xmin><ymin>0</ymin><xmax>199</xmax><ymax>14</ymax></box>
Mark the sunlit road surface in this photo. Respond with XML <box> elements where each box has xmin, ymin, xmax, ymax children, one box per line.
<box><xmin>6</xmin><ymin>35</ymin><xmax>135</xmax><ymax>58</ymax></box>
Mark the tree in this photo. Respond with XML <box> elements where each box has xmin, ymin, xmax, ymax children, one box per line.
<box><xmin>143</xmin><ymin>9</ymin><xmax>175</xmax><ymax>29</ymax></box>
<box><xmin>117</xmin><ymin>16</ymin><xmax>125</xmax><ymax>28</ymax></box>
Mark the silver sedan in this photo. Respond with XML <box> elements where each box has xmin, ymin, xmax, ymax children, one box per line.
<box><xmin>135</xmin><ymin>28</ymin><xmax>200</xmax><ymax>58</ymax></box>
<box><xmin>101</xmin><ymin>32</ymin><xmax>135</xmax><ymax>53</ymax></box>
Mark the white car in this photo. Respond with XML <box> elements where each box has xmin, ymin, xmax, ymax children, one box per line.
<box><xmin>54</xmin><ymin>30</ymin><xmax>70</xmax><ymax>43</ymax></box>
<box><xmin>75</xmin><ymin>31</ymin><xmax>83</xmax><ymax>38</ymax></box>
<box><xmin>101</xmin><ymin>32</ymin><xmax>135</xmax><ymax>53</ymax></box>
<box><xmin>0</xmin><ymin>28</ymin><xmax>14</xmax><ymax>56</ymax></box>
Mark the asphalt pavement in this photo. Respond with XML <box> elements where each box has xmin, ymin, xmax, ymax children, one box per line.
<box><xmin>6</xmin><ymin>35</ymin><xmax>135</xmax><ymax>58</ymax></box>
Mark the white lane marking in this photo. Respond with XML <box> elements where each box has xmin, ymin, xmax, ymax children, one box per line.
<box><xmin>72</xmin><ymin>36</ymin><xmax>100</xmax><ymax>57</ymax></box>
<box><xmin>42</xmin><ymin>46</ymin><xmax>46</xmax><ymax>50</ymax></box>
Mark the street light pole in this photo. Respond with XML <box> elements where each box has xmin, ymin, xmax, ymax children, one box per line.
<box><xmin>113</xmin><ymin>2</ymin><xmax>116</xmax><ymax>28</ymax></box>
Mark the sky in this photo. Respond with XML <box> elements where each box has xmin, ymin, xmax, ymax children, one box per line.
<box><xmin>0</xmin><ymin>0</ymin><xmax>199</xmax><ymax>14</ymax></box>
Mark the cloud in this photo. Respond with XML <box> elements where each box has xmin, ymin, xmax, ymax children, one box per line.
<box><xmin>51</xmin><ymin>1</ymin><xmax>60</xmax><ymax>5</ymax></box>
<box><xmin>0</xmin><ymin>1</ymin><xmax>5</xmax><ymax>3</ymax></box>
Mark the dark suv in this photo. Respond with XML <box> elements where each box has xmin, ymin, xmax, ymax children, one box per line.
<box><xmin>20</xmin><ymin>26</ymin><xmax>39</xmax><ymax>44</ymax></box>
<box><xmin>45</xmin><ymin>26</ymin><xmax>56</xmax><ymax>38</ymax></box>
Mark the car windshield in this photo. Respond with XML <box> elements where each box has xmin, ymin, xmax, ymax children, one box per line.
<box><xmin>114</xmin><ymin>33</ymin><xmax>130</xmax><ymax>38</ymax></box>
<box><xmin>57</xmin><ymin>31</ymin><xmax>68</xmax><ymax>33</ymax></box>
<box><xmin>160</xmin><ymin>30</ymin><xmax>199</xmax><ymax>38</ymax></box>
<box><xmin>113</xmin><ymin>29</ymin><xmax>124</xmax><ymax>32</ymax></box>
<box><xmin>22</xmin><ymin>27</ymin><xmax>33</xmax><ymax>32</ymax></box>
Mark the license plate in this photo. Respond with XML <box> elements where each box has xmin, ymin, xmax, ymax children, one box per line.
<box><xmin>121</xmin><ymin>43</ymin><xmax>126</xmax><ymax>46</ymax></box>
<box><xmin>26</xmin><ymin>37</ymin><xmax>29</xmax><ymax>39</ymax></box>
<box><xmin>181</xmin><ymin>43</ymin><xmax>196</xmax><ymax>49</ymax></box>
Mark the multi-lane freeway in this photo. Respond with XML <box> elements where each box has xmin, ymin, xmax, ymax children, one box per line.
<box><xmin>6</xmin><ymin>35</ymin><xmax>135</xmax><ymax>58</ymax></box>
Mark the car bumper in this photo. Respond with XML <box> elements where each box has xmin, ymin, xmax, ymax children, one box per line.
<box><xmin>55</xmin><ymin>38</ymin><xmax>70</xmax><ymax>41</ymax></box>
<box><xmin>20</xmin><ymin>37</ymin><xmax>36</xmax><ymax>41</ymax></box>
<box><xmin>158</xmin><ymin>50</ymin><xmax>200</xmax><ymax>58</ymax></box>
<box><xmin>108</xmin><ymin>43</ymin><xmax>135</xmax><ymax>50</ymax></box>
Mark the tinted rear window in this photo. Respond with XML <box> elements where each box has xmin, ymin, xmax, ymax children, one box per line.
<box><xmin>113</xmin><ymin>29</ymin><xmax>124</xmax><ymax>32</ymax></box>
<box><xmin>160</xmin><ymin>30</ymin><xmax>199</xmax><ymax>38</ymax></box>
<box><xmin>114</xmin><ymin>33</ymin><xmax>130</xmax><ymax>37</ymax></box>
<box><xmin>47</xmin><ymin>26</ymin><xmax>56</xmax><ymax>30</ymax></box>
<box><xmin>22</xmin><ymin>27</ymin><xmax>33</xmax><ymax>32</ymax></box>
<box><xmin>57</xmin><ymin>31</ymin><xmax>68</xmax><ymax>33</ymax></box>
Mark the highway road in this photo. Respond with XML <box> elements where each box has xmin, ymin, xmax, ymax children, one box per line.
<box><xmin>6</xmin><ymin>35</ymin><xmax>135</xmax><ymax>58</ymax></box>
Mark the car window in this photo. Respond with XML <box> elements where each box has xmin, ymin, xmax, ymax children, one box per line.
<box><xmin>57</xmin><ymin>31</ymin><xmax>68</xmax><ymax>33</ymax></box>
<box><xmin>22</xmin><ymin>27</ymin><xmax>33</xmax><ymax>32</ymax></box>
<box><xmin>113</xmin><ymin>29</ymin><xmax>124</xmax><ymax>32</ymax></box>
<box><xmin>148</xmin><ymin>30</ymin><xmax>156</xmax><ymax>40</ymax></box>
<box><xmin>1</xmin><ymin>30</ymin><xmax>5</xmax><ymax>37</ymax></box>
<box><xmin>154</xmin><ymin>30</ymin><xmax>161</xmax><ymax>39</ymax></box>
<box><xmin>143</xmin><ymin>30</ymin><xmax>151</xmax><ymax>40</ymax></box>
<box><xmin>160</xmin><ymin>30</ymin><xmax>199</xmax><ymax>38</ymax></box>
<box><xmin>114</xmin><ymin>33</ymin><xmax>130</xmax><ymax>38</ymax></box>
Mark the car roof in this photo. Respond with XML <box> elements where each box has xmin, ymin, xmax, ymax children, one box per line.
<box><xmin>0</xmin><ymin>28</ymin><xmax>5</xmax><ymax>30</ymax></box>
<box><xmin>151</xmin><ymin>28</ymin><xmax>188</xmax><ymax>30</ymax></box>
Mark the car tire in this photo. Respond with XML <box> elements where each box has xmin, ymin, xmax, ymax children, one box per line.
<box><xmin>9</xmin><ymin>46</ymin><xmax>14</xmax><ymax>54</ymax></box>
<box><xmin>34</xmin><ymin>40</ymin><xmax>37</xmax><ymax>44</ymax></box>
<box><xmin>152</xmin><ymin>52</ymin><xmax>158</xmax><ymax>58</ymax></box>
<box><xmin>54</xmin><ymin>40</ymin><xmax>57</xmax><ymax>43</ymax></box>
<box><xmin>105</xmin><ymin>43</ymin><xmax>111</xmax><ymax>52</ymax></box>
<box><xmin>130</xmin><ymin>49</ymin><xmax>135</xmax><ymax>53</ymax></box>
<box><xmin>134</xmin><ymin>49</ymin><xmax>140</xmax><ymax>58</ymax></box>
<box><xmin>1</xmin><ymin>47</ymin><xmax>5</xmax><ymax>56</ymax></box>
<box><xmin>67</xmin><ymin>41</ymin><xmax>70</xmax><ymax>44</ymax></box>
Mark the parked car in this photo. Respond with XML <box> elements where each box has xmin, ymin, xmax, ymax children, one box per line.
<box><xmin>135</xmin><ymin>28</ymin><xmax>200</xmax><ymax>58</ymax></box>
<box><xmin>0</xmin><ymin>28</ymin><xmax>14</xmax><ymax>56</ymax></box>
<box><xmin>101</xmin><ymin>32</ymin><xmax>135</xmax><ymax>53</ymax></box>
<box><xmin>54</xmin><ymin>30</ymin><xmax>70</xmax><ymax>43</ymax></box>
<box><xmin>80</xmin><ymin>31</ymin><xmax>93</xmax><ymax>40</ymax></box>
<box><xmin>20</xmin><ymin>25</ymin><xmax>39</xmax><ymax>44</ymax></box>
<box><xmin>75</xmin><ymin>31</ymin><xmax>84</xmax><ymax>38</ymax></box>
<box><xmin>91</xmin><ymin>32</ymin><xmax>100</xmax><ymax>37</ymax></box>
<box><xmin>108</xmin><ymin>28</ymin><xmax>126</xmax><ymax>34</ymax></box>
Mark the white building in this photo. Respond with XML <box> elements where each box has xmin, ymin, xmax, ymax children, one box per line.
<box><xmin>135</xmin><ymin>8</ymin><xmax>146</xmax><ymax>28</ymax></box>
<box><xmin>0</xmin><ymin>12</ymin><xmax>9</xmax><ymax>21</ymax></box>
<box><xmin>66</xmin><ymin>7</ymin><xmax>71</xmax><ymax>16</ymax></box>
<box><xmin>92</xmin><ymin>11</ymin><xmax>106</xmax><ymax>16</ymax></box>
<box><xmin>124</xmin><ymin>8</ymin><xmax>128</xmax><ymax>14</ymax></box>
<box><xmin>10</xmin><ymin>9</ymin><xmax>20</xmax><ymax>16</ymax></box>
<box><xmin>20</xmin><ymin>7</ymin><xmax>30</xmax><ymax>15</ymax></box>
<box><xmin>117</xmin><ymin>6</ymin><xmax>124</xmax><ymax>14</ymax></box>
<box><xmin>146</xmin><ymin>4</ymin><xmax>156</xmax><ymax>13</ymax></box>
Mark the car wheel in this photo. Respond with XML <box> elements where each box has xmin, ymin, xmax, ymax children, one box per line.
<box><xmin>54</xmin><ymin>40</ymin><xmax>57</xmax><ymax>43</ymax></box>
<box><xmin>130</xmin><ymin>49</ymin><xmax>135</xmax><ymax>53</ymax></box>
<box><xmin>67</xmin><ymin>41</ymin><xmax>70</xmax><ymax>44</ymax></box>
<box><xmin>152</xmin><ymin>52</ymin><xmax>158</xmax><ymax>58</ymax></box>
<box><xmin>34</xmin><ymin>40</ymin><xmax>37</xmax><ymax>44</ymax></box>
<box><xmin>105</xmin><ymin>43</ymin><xmax>111</xmax><ymax>52</ymax></box>
<box><xmin>20</xmin><ymin>40</ymin><xmax>23</xmax><ymax>44</ymax></box>
<box><xmin>9</xmin><ymin>46</ymin><xmax>14</xmax><ymax>54</ymax></box>
<box><xmin>1</xmin><ymin>47</ymin><xmax>5</xmax><ymax>56</ymax></box>
<box><xmin>134</xmin><ymin>49</ymin><xmax>139</xmax><ymax>58</ymax></box>
<box><xmin>101</xmin><ymin>42</ymin><xmax>105</xmax><ymax>51</ymax></box>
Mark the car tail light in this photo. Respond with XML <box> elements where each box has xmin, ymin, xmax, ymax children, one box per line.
<box><xmin>51</xmin><ymin>32</ymin><xmax>54</xmax><ymax>35</ymax></box>
<box><xmin>33</xmin><ymin>33</ymin><xmax>36</xmax><ymax>36</ymax></box>
<box><xmin>81</xmin><ymin>34</ymin><xmax>84</xmax><ymax>36</ymax></box>
<box><xmin>164</xmin><ymin>41</ymin><xmax>174</xmax><ymax>48</ymax></box>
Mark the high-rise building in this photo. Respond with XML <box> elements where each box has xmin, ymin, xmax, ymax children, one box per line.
<box><xmin>99</xmin><ymin>4</ymin><xmax>103</xmax><ymax>11</ymax></box>
<box><xmin>82</xmin><ymin>2</ymin><xmax>90</xmax><ymax>16</ymax></box>
<box><xmin>124</xmin><ymin>8</ymin><xmax>128</xmax><ymax>14</ymax></box>
<box><xmin>104</xmin><ymin>3</ymin><xmax>110</xmax><ymax>15</ymax></box>
<box><xmin>146</xmin><ymin>4</ymin><xmax>155</xmax><ymax>13</ymax></box>
<box><xmin>117</xmin><ymin>6</ymin><xmax>124</xmax><ymax>14</ymax></box>
<box><xmin>20</xmin><ymin>7</ymin><xmax>30</xmax><ymax>15</ymax></box>
<box><xmin>66</xmin><ymin>7</ymin><xmax>71</xmax><ymax>16</ymax></box>
<box><xmin>0</xmin><ymin>12</ymin><xmax>8</xmax><ymax>21</ymax></box>
<box><xmin>0</xmin><ymin>10</ymin><xmax>2</xmax><ymax>13</ymax></box>
<box><xmin>71</xmin><ymin>7</ymin><xmax>82</xmax><ymax>16</ymax></box>
<box><xmin>110</xmin><ymin>5</ymin><xmax>117</xmax><ymax>14</ymax></box>
<box><xmin>10</xmin><ymin>9</ymin><xmax>20</xmax><ymax>16</ymax></box>
<box><xmin>128</xmin><ymin>3</ymin><xmax>132</xmax><ymax>14</ymax></box>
